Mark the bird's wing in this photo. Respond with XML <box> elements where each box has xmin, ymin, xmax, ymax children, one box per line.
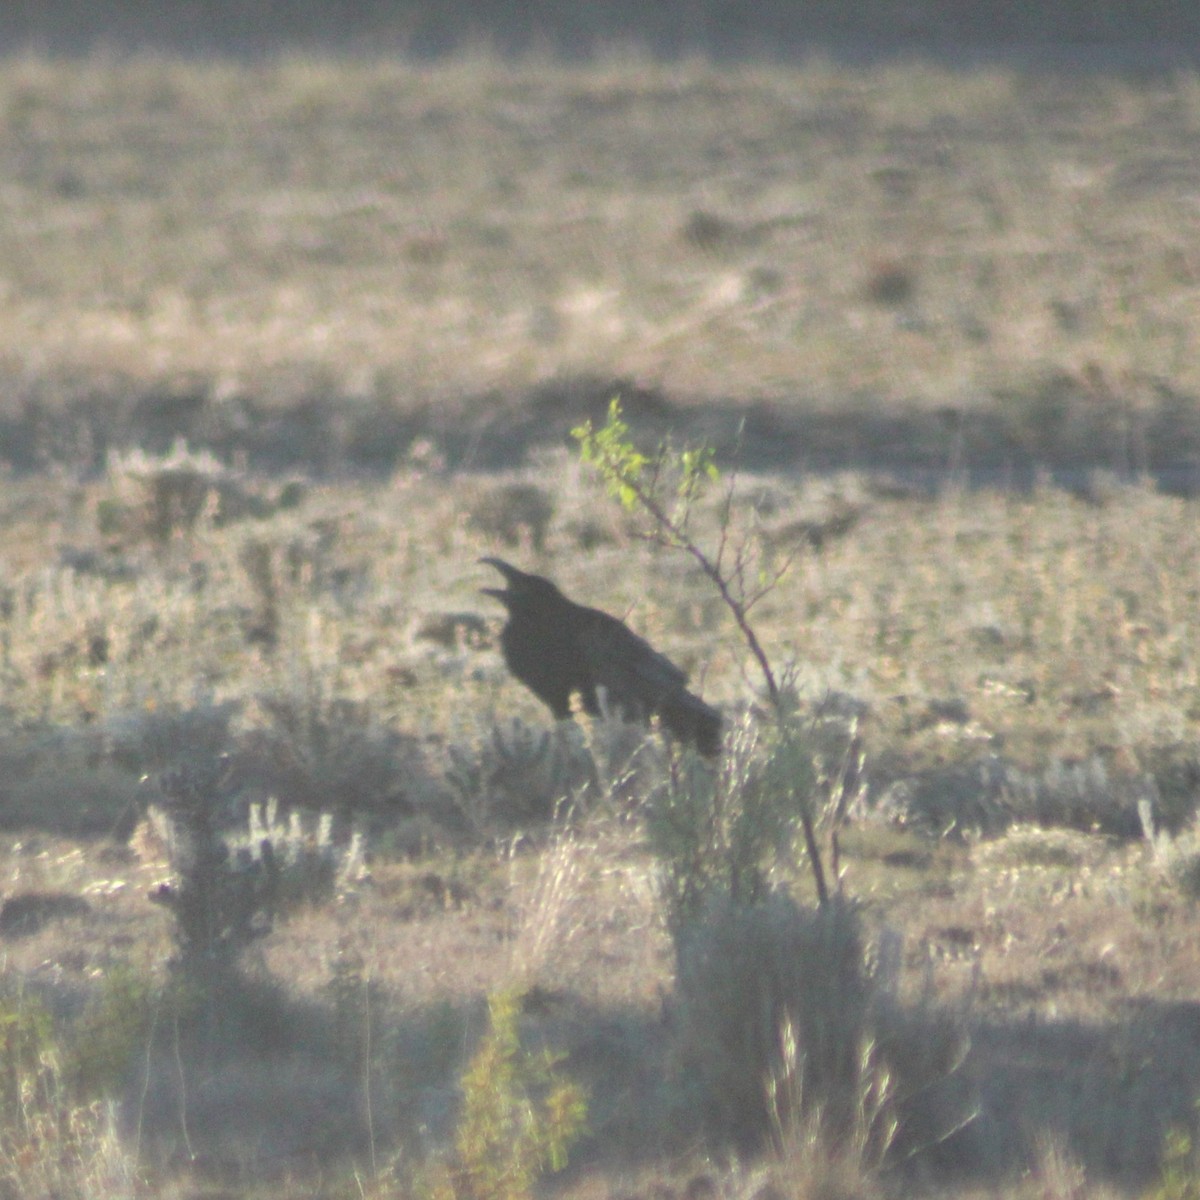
<box><xmin>577</xmin><ymin>610</ymin><xmax>689</xmax><ymax>715</ymax></box>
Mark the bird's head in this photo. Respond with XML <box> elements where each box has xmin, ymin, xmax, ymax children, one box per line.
<box><xmin>479</xmin><ymin>557</ymin><xmax>563</xmax><ymax>610</ymax></box>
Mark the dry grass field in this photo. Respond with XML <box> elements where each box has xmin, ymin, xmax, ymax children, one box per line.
<box><xmin>2</xmin><ymin>52</ymin><xmax>1200</xmax><ymax>1200</ymax></box>
<box><xmin>3</xmin><ymin>53</ymin><xmax>1200</xmax><ymax>477</ymax></box>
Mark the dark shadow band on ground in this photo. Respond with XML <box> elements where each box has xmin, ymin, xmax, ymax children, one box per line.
<box><xmin>5</xmin><ymin>371</ymin><xmax>1200</xmax><ymax>495</ymax></box>
<box><xmin>955</xmin><ymin>998</ymin><xmax>1200</xmax><ymax>1191</ymax></box>
<box><xmin>120</xmin><ymin>981</ymin><xmax>1200</xmax><ymax>1192</ymax></box>
<box><xmin>2</xmin><ymin>2</ymin><xmax>1199</xmax><ymax>69</ymax></box>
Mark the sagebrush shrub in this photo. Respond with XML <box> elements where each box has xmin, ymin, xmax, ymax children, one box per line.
<box><xmin>671</xmin><ymin>892</ymin><xmax>873</xmax><ymax>1150</ymax></box>
<box><xmin>645</xmin><ymin>710</ymin><xmax>817</xmax><ymax>935</ymax></box>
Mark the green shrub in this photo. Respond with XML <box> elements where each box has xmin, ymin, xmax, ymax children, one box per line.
<box><xmin>0</xmin><ymin>991</ymin><xmax>139</xmax><ymax>1200</ymax></box>
<box><xmin>574</xmin><ymin>399</ymin><xmax>834</xmax><ymax>902</ymax></box>
<box><xmin>421</xmin><ymin>990</ymin><xmax>587</xmax><ymax>1200</ymax></box>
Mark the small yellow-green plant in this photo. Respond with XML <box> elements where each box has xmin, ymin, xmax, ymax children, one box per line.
<box><xmin>574</xmin><ymin>399</ymin><xmax>776</xmax><ymax>702</ymax></box>
<box><xmin>1148</xmin><ymin>1125</ymin><xmax>1200</xmax><ymax>1200</ymax></box>
<box><xmin>0</xmin><ymin>991</ymin><xmax>138</xmax><ymax>1199</ymax></box>
<box><xmin>422</xmin><ymin>989</ymin><xmax>587</xmax><ymax>1200</ymax></box>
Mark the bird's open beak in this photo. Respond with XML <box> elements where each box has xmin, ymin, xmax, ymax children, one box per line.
<box><xmin>478</xmin><ymin>556</ymin><xmax>516</xmax><ymax>576</ymax></box>
<box><xmin>478</xmin><ymin>557</ymin><xmax>514</xmax><ymax>600</ymax></box>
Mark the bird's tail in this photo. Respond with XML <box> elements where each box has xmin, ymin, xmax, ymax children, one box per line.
<box><xmin>659</xmin><ymin>691</ymin><xmax>723</xmax><ymax>757</ymax></box>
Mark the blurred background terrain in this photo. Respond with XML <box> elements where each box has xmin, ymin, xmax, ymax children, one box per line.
<box><xmin>1</xmin><ymin>10</ymin><xmax>1200</xmax><ymax>1199</ymax></box>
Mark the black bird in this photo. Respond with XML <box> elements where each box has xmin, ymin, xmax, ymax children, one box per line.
<box><xmin>480</xmin><ymin>557</ymin><xmax>722</xmax><ymax>756</ymax></box>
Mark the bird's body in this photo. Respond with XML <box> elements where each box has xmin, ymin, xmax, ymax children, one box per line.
<box><xmin>480</xmin><ymin>557</ymin><xmax>722</xmax><ymax>756</ymax></box>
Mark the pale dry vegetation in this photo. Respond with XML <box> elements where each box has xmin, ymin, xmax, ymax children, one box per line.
<box><xmin>0</xmin><ymin>50</ymin><xmax>1199</xmax><ymax>1200</ymax></box>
